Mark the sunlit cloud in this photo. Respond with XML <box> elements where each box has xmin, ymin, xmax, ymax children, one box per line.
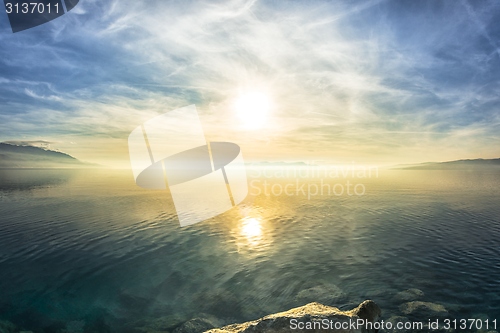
<box><xmin>0</xmin><ymin>0</ymin><xmax>499</xmax><ymax>167</ymax></box>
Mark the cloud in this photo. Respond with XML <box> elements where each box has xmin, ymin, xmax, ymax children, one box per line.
<box><xmin>0</xmin><ymin>0</ymin><xmax>499</xmax><ymax>166</ymax></box>
<box><xmin>25</xmin><ymin>88</ymin><xmax>62</xmax><ymax>101</ymax></box>
<box><xmin>2</xmin><ymin>140</ymin><xmax>54</xmax><ymax>148</ymax></box>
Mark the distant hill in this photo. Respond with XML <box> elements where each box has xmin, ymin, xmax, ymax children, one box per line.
<box><xmin>246</xmin><ymin>161</ymin><xmax>310</xmax><ymax>167</ymax></box>
<box><xmin>395</xmin><ymin>158</ymin><xmax>500</xmax><ymax>170</ymax></box>
<box><xmin>0</xmin><ymin>143</ymin><xmax>94</xmax><ymax>168</ymax></box>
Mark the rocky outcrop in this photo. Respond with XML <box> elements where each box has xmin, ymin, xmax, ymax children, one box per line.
<box><xmin>0</xmin><ymin>320</ymin><xmax>17</xmax><ymax>333</ymax></box>
<box><xmin>204</xmin><ymin>300</ymin><xmax>381</xmax><ymax>333</ymax></box>
<box><xmin>399</xmin><ymin>301</ymin><xmax>448</xmax><ymax>319</ymax></box>
<box><xmin>130</xmin><ymin>313</ymin><xmax>223</xmax><ymax>333</ymax></box>
<box><xmin>174</xmin><ymin>317</ymin><xmax>223</xmax><ymax>333</ymax></box>
<box><xmin>295</xmin><ymin>284</ymin><xmax>348</xmax><ymax>305</ymax></box>
<box><xmin>393</xmin><ymin>289</ymin><xmax>424</xmax><ymax>303</ymax></box>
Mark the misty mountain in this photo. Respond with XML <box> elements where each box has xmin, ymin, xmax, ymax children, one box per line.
<box><xmin>245</xmin><ymin>161</ymin><xmax>310</xmax><ymax>167</ymax></box>
<box><xmin>396</xmin><ymin>158</ymin><xmax>500</xmax><ymax>170</ymax></box>
<box><xmin>0</xmin><ymin>143</ymin><xmax>93</xmax><ymax>168</ymax></box>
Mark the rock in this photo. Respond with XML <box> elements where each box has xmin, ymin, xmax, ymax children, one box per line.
<box><xmin>379</xmin><ymin>316</ymin><xmax>409</xmax><ymax>333</ymax></box>
<box><xmin>0</xmin><ymin>320</ymin><xmax>17</xmax><ymax>333</ymax></box>
<box><xmin>135</xmin><ymin>314</ymin><xmax>186</xmax><ymax>333</ymax></box>
<box><xmin>438</xmin><ymin>302</ymin><xmax>464</xmax><ymax>314</ymax></box>
<box><xmin>173</xmin><ymin>318</ymin><xmax>217</xmax><ymax>333</ymax></box>
<box><xmin>193</xmin><ymin>289</ymin><xmax>242</xmax><ymax>318</ymax></box>
<box><xmin>63</xmin><ymin>320</ymin><xmax>85</xmax><ymax>333</ymax></box>
<box><xmin>348</xmin><ymin>300</ymin><xmax>381</xmax><ymax>324</ymax></box>
<box><xmin>393</xmin><ymin>289</ymin><xmax>425</xmax><ymax>303</ymax></box>
<box><xmin>119</xmin><ymin>293</ymin><xmax>152</xmax><ymax>315</ymax></box>
<box><xmin>399</xmin><ymin>301</ymin><xmax>448</xmax><ymax>319</ymax></box>
<box><xmin>363</xmin><ymin>289</ymin><xmax>387</xmax><ymax>299</ymax></box>
<box><xmin>295</xmin><ymin>284</ymin><xmax>347</xmax><ymax>306</ymax></box>
<box><xmin>470</xmin><ymin>313</ymin><xmax>489</xmax><ymax>322</ymax></box>
<box><xmin>204</xmin><ymin>300</ymin><xmax>381</xmax><ymax>333</ymax></box>
<box><xmin>133</xmin><ymin>313</ymin><xmax>223</xmax><ymax>333</ymax></box>
<box><xmin>379</xmin><ymin>316</ymin><xmax>411</xmax><ymax>333</ymax></box>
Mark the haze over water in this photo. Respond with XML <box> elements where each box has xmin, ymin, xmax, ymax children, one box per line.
<box><xmin>0</xmin><ymin>167</ymin><xmax>499</xmax><ymax>332</ymax></box>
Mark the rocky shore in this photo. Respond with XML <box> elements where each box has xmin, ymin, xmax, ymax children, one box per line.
<box><xmin>0</xmin><ymin>300</ymin><xmax>380</xmax><ymax>333</ymax></box>
<box><xmin>1</xmin><ymin>287</ymin><xmax>498</xmax><ymax>333</ymax></box>
<box><xmin>203</xmin><ymin>300</ymin><xmax>381</xmax><ymax>333</ymax></box>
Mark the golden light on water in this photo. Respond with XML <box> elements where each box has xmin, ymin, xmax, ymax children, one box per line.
<box><xmin>233</xmin><ymin>211</ymin><xmax>272</xmax><ymax>252</ymax></box>
<box><xmin>241</xmin><ymin>217</ymin><xmax>262</xmax><ymax>239</ymax></box>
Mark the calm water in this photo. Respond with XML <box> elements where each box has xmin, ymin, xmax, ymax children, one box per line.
<box><xmin>0</xmin><ymin>168</ymin><xmax>499</xmax><ymax>332</ymax></box>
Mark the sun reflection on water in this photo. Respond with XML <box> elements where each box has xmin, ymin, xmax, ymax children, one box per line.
<box><xmin>232</xmin><ymin>208</ymin><xmax>273</xmax><ymax>252</ymax></box>
<box><xmin>241</xmin><ymin>217</ymin><xmax>262</xmax><ymax>239</ymax></box>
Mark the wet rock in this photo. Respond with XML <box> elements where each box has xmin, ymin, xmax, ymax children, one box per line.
<box><xmin>0</xmin><ymin>320</ymin><xmax>17</xmax><ymax>333</ymax></box>
<box><xmin>349</xmin><ymin>300</ymin><xmax>381</xmax><ymax>324</ymax></box>
<box><xmin>135</xmin><ymin>314</ymin><xmax>186</xmax><ymax>333</ymax></box>
<box><xmin>380</xmin><ymin>315</ymin><xmax>455</xmax><ymax>333</ymax></box>
<box><xmin>393</xmin><ymin>289</ymin><xmax>425</xmax><ymax>303</ymax></box>
<box><xmin>204</xmin><ymin>300</ymin><xmax>381</xmax><ymax>333</ymax></box>
<box><xmin>173</xmin><ymin>318</ymin><xmax>218</xmax><ymax>333</ymax></box>
<box><xmin>399</xmin><ymin>301</ymin><xmax>448</xmax><ymax>319</ymax></box>
<box><xmin>363</xmin><ymin>289</ymin><xmax>387</xmax><ymax>299</ymax></box>
<box><xmin>471</xmin><ymin>313</ymin><xmax>489</xmax><ymax>322</ymax></box>
<box><xmin>379</xmin><ymin>316</ymin><xmax>411</xmax><ymax>333</ymax></box>
<box><xmin>63</xmin><ymin>320</ymin><xmax>85</xmax><ymax>333</ymax></box>
<box><xmin>439</xmin><ymin>302</ymin><xmax>464</xmax><ymax>314</ymax></box>
<box><xmin>119</xmin><ymin>293</ymin><xmax>153</xmax><ymax>315</ymax></box>
<box><xmin>193</xmin><ymin>290</ymin><xmax>242</xmax><ymax>318</ymax></box>
<box><xmin>295</xmin><ymin>284</ymin><xmax>347</xmax><ymax>306</ymax></box>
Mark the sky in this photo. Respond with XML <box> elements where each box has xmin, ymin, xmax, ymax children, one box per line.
<box><xmin>0</xmin><ymin>0</ymin><xmax>499</xmax><ymax>168</ymax></box>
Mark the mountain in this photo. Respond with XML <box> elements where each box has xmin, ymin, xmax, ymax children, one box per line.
<box><xmin>395</xmin><ymin>158</ymin><xmax>500</xmax><ymax>170</ymax></box>
<box><xmin>246</xmin><ymin>161</ymin><xmax>310</xmax><ymax>167</ymax></box>
<box><xmin>0</xmin><ymin>143</ymin><xmax>93</xmax><ymax>168</ymax></box>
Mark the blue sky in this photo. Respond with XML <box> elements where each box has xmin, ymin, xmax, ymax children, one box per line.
<box><xmin>0</xmin><ymin>0</ymin><xmax>499</xmax><ymax>167</ymax></box>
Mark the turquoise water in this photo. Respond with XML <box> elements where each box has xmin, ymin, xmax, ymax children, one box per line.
<box><xmin>0</xmin><ymin>168</ymin><xmax>499</xmax><ymax>332</ymax></box>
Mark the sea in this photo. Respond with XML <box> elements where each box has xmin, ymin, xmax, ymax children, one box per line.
<box><xmin>0</xmin><ymin>167</ymin><xmax>499</xmax><ymax>332</ymax></box>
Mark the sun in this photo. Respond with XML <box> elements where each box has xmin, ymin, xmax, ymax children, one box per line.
<box><xmin>234</xmin><ymin>92</ymin><xmax>270</xmax><ymax>129</ymax></box>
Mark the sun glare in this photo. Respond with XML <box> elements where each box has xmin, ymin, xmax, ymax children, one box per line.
<box><xmin>241</xmin><ymin>217</ymin><xmax>262</xmax><ymax>238</ymax></box>
<box><xmin>234</xmin><ymin>92</ymin><xmax>270</xmax><ymax>129</ymax></box>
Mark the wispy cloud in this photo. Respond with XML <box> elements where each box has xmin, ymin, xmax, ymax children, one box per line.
<box><xmin>2</xmin><ymin>140</ymin><xmax>54</xmax><ymax>148</ymax></box>
<box><xmin>0</xmin><ymin>0</ymin><xmax>499</xmax><ymax>166</ymax></box>
<box><xmin>25</xmin><ymin>88</ymin><xmax>62</xmax><ymax>101</ymax></box>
